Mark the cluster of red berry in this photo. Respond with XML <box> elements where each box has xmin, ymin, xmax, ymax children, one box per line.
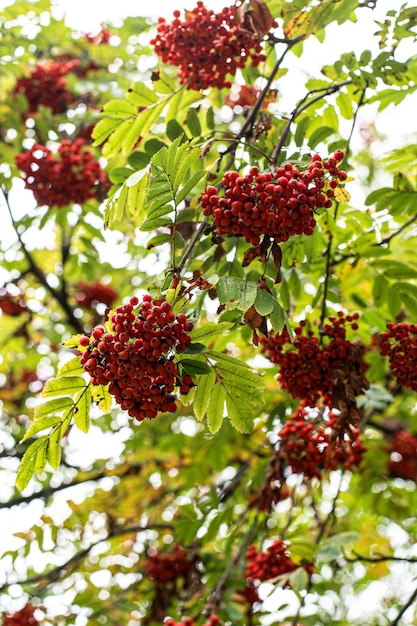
<box><xmin>164</xmin><ymin>617</ymin><xmax>219</xmax><ymax>626</ymax></box>
<box><xmin>260</xmin><ymin>312</ymin><xmax>367</xmax><ymax>407</ymax></box>
<box><xmin>3</xmin><ymin>604</ymin><xmax>38</xmax><ymax>626</ymax></box>
<box><xmin>245</xmin><ymin>540</ymin><xmax>300</xmax><ymax>585</ymax></box>
<box><xmin>201</xmin><ymin>151</ymin><xmax>346</xmax><ymax>247</ymax></box>
<box><xmin>79</xmin><ymin>295</ymin><xmax>193</xmax><ymax>420</ymax></box>
<box><xmin>279</xmin><ymin>406</ymin><xmax>365</xmax><ymax>479</ymax></box>
<box><xmin>151</xmin><ymin>2</ymin><xmax>265</xmax><ymax>90</ymax></box>
<box><xmin>388</xmin><ymin>430</ymin><xmax>417</xmax><ymax>481</ymax></box>
<box><xmin>75</xmin><ymin>280</ymin><xmax>118</xmax><ymax>309</ymax></box>
<box><xmin>14</xmin><ymin>60</ymin><xmax>79</xmax><ymax>115</ymax></box>
<box><xmin>15</xmin><ymin>139</ymin><xmax>109</xmax><ymax>208</ymax></box>
<box><xmin>146</xmin><ymin>545</ymin><xmax>192</xmax><ymax>584</ymax></box>
<box><xmin>378</xmin><ymin>323</ymin><xmax>417</xmax><ymax>391</ymax></box>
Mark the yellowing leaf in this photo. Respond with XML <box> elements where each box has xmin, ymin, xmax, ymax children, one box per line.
<box><xmin>334</xmin><ymin>187</ymin><xmax>351</xmax><ymax>203</ymax></box>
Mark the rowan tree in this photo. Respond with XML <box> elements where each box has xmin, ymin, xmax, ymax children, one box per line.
<box><xmin>1</xmin><ymin>0</ymin><xmax>417</xmax><ymax>625</ymax></box>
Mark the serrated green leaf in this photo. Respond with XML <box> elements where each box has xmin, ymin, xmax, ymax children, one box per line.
<box><xmin>270</xmin><ymin>302</ymin><xmax>286</xmax><ymax>332</ymax></box>
<box><xmin>167</xmin><ymin>119</ymin><xmax>186</xmax><ymax>141</ymax></box>
<box><xmin>205</xmin><ymin>349</ymin><xmax>256</xmax><ymax>372</ymax></box>
<box><xmin>254</xmin><ymin>290</ymin><xmax>275</xmax><ymax>316</ymax></box>
<box><xmin>34</xmin><ymin>396</ymin><xmax>75</xmax><ymax>420</ymax></box>
<box><xmin>207</xmin><ymin>383</ymin><xmax>225</xmax><ymax>434</ymax></box>
<box><xmin>102</xmin><ymin>117</ymin><xmax>134</xmax><ymax>158</ymax></box>
<box><xmin>102</xmin><ymin>99</ymin><xmax>138</xmax><ymax>117</ymax></box>
<box><xmin>125</xmin><ymin>82</ymin><xmax>159</xmax><ymax>107</ymax></box>
<box><xmin>175</xmin><ymin>169</ymin><xmax>206</xmax><ymax>205</ymax></box>
<box><xmin>146</xmin><ymin>233</ymin><xmax>172</xmax><ymax>250</ymax></box>
<box><xmin>127</xmin><ymin>151</ymin><xmax>151</xmax><ymax>169</ymax></box>
<box><xmin>46</xmin><ymin>425</ymin><xmax>62</xmax><ymax>470</ymax></box>
<box><xmin>91</xmin><ymin>385</ymin><xmax>113</xmax><ymax>412</ymax></box>
<box><xmin>63</xmin><ymin>334</ymin><xmax>86</xmax><ymax>349</ymax></box>
<box><xmin>73</xmin><ymin>386</ymin><xmax>92</xmax><ymax>433</ymax></box>
<box><xmin>57</xmin><ymin>356</ymin><xmax>84</xmax><ymax>378</ymax></box>
<box><xmin>92</xmin><ymin>118</ymin><xmax>123</xmax><ymax>146</ymax></box>
<box><xmin>189</xmin><ymin>322</ymin><xmax>233</xmax><ymax>343</ymax></box>
<box><xmin>16</xmin><ymin>436</ymin><xmax>49</xmax><ymax>492</ymax></box>
<box><xmin>236</xmin><ymin>281</ymin><xmax>258</xmax><ymax>311</ymax></box>
<box><xmin>225</xmin><ymin>393</ymin><xmax>254</xmax><ymax>434</ymax></box>
<box><xmin>179</xmin><ymin>358</ymin><xmax>211</xmax><ymax>375</ymax></box>
<box><xmin>186</xmin><ymin>107</ymin><xmax>202</xmax><ymax>137</ymax></box>
<box><xmin>21</xmin><ymin>415</ymin><xmax>63</xmax><ymax>443</ymax></box>
<box><xmin>42</xmin><ymin>376</ymin><xmax>86</xmax><ymax>398</ymax></box>
<box><xmin>140</xmin><ymin>216</ymin><xmax>173</xmax><ymax>231</ymax></box>
<box><xmin>193</xmin><ymin>369</ymin><xmax>216</xmax><ymax>421</ymax></box>
<box><xmin>308</xmin><ymin>125</ymin><xmax>334</xmax><ymax>149</ymax></box>
<box><xmin>217</xmin><ymin>276</ymin><xmax>241</xmax><ymax>307</ymax></box>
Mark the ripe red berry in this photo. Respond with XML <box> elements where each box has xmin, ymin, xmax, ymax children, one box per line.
<box><xmin>16</xmin><ymin>140</ymin><xmax>110</xmax><ymax>208</ymax></box>
<box><xmin>150</xmin><ymin>2</ymin><xmax>267</xmax><ymax>90</ymax></box>
<box><xmin>80</xmin><ymin>295</ymin><xmax>194</xmax><ymax>420</ymax></box>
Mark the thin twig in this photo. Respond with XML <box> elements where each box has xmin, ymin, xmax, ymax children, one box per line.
<box><xmin>2</xmin><ymin>187</ymin><xmax>84</xmax><ymax>333</ymax></box>
<box><xmin>388</xmin><ymin>583</ymin><xmax>417</xmax><ymax>626</ymax></box>
<box><xmin>271</xmin><ymin>80</ymin><xmax>352</xmax><ymax>166</ymax></box>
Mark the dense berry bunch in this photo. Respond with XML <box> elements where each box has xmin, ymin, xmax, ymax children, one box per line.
<box><xmin>260</xmin><ymin>312</ymin><xmax>367</xmax><ymax>408</ymax></box>
<box><xmin>80</xmin><ymin>295</ymin><xmax>193</xmax><ymax>420</ymax></box>
<box><xmin>75</xmin><ymin>280</ymin><xmax>117</xmax><ymax>309</ymax></box>
<box><xmin>279</xmin><ymin>407</ymin><xmax>366</xmax><ymax>479</ymax></box>
<box><xmin>15</xmin><ymin>139</ymin><xmax>109</xmax><ymax>207</ymax></box>
<box><xmin>151</xmin><ymin>2</ymin><xmax>265</xmax><ymax>90</ymax></box>
<box><xmin>378</xmin><ymin>323</ymin><xmax>417</xmax><ymax>391</ymax></box>
<box><xmin>164</xmin><ymin>617</ymin><xmax>219</xmax><ymax>626</ymax></box>
<box><xmin>3</xmin><ymin>604</ymin><xmax>39</xmax><ymax>625</ymax></box>
<box><xmin>146</xmin><ymin>545</ymin><xmax>192</xmax><ymax>584</ymax></box>
<box><xmin>202</xmin><ymin>151</ymin><xmax>346</xmax><ymax>246</ymax></box>
<box><xmin>388</xmin><ymin>430</ymin><xmax>417</xmax><ymax>481</ymax></box>
<box><xmin>245</xmin><ymin>540</ymin><xmax>298</xmax><ymax>584</ymax></box>
<box><xmin>14</xmin><ymin>61</ymin><xmax>78</xmax><ymax>114</ymax></box>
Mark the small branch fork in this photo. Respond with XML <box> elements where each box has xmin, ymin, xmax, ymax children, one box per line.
<box><xmin>1</xmin><ymin>187</ymin><xmax>84</xmax><ymax>333</ymax></box>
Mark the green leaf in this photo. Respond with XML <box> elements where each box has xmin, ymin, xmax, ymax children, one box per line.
<box><xmin>16</xmin><ymin>436</ymin><xmax>49</xmax><ymax>492</ymax></box>
<box><xmin>254</xmin><ymin>290</ymin><xmax>276</xmax><ymax>316</ymax></box>
<box><xmin>189</xmin><ymin>322</ymin><xmax>233</xmax><ymax>343</ymax></box>
<box><xmin>46</xmin><ymin>425</ymin><xmax>62</xmax><ymax>470</ymax></box>
<box><xmin>175</xmin><ymin>169</ymin><xmax>205</xmax><ymax>205</ymax></box>
<box><xmin>308</xmin><ymin>126</ymin><xmax>334</xmax><ymax>148</ymax></box>
<box><xmin>225</xmin><ymin>392</ymin><xmax>254</xmax><ymax>434</ymax></box>
<box><xmin>91</xmin><ymin>385</ymin><xmax>113</xmax><ymax>412</ymax></box>
<box><xmin>34</xmin><ymin>397</ymin><xmax>74</xmax><ymax>419</ymax></box>
<box><xmin>102</xmin><ymin>99</ymin><xmax>138</xmax><ymax>117</ymax></box>
<box><xmin>57</xmin><ymin>356</ymin><xmax>84</xmax><ymax>378</ymax></box>
<box><xmin>217</xmin><ymin>276</ymin><xmax>241</xmax><ymax>307</ymax></box>
<box><xmin>127</xmin><ymin>151</ymin><xmax>151</xmax><ymax>169</ymax></box>
<box><xmin>146</xmin><ymin>233</ymin><xmax>172</xmax><ymax>250</ymax></box>
<box><xmin>73</xmin><ymin>386</ymin><xmax>92</xmax><ymax>433</ymax></box>
<box><xmin>42</xmin><ymin>376</ymin><xmax>86</xmax><ymax>398</ymax></box>
<box><xmin>336</xmin><ymin>91</ymin><xmax>354</xmax><ymax>119</ymax></box>
<box><xmin>236</xmin><ymin>281</ymin><xmax>258</xmax><ymax>311</ymax></box>
<box><xmin>179</xmin><ymin>358</ymin><xmax>211</xmax><ymax>375</ymax></box>
<box><xmin>193</xmin><ymin>369</ymin><xmax>216</xmax><ymax>421</ymax></box>
<box><xmin>207</xmin><ymin>383</ymin><xmax>225</xmax><ymax>434</ymax></box>
<box><xmin>270</xmin><ymin>302</ymin><xmax>286</xmax><ymax>332</ymax></box>
<box><xmin>167</xmin><ymin>119</ymin><xmax>186</xmax><ymax>141</ymax></box>
<box><xmin>186</xmin><ymin>108</ymin><xmax>202</xmax><ymax>137</ymax></box>
<box><xmin>92</xmin><ymin>118</ymin><xmax>123</xmax><ymax>146</ymax></box>
<box><xmin>125</xmin><ymin>82</ymin><xmax>159</xmax><ymax>107</ymax></box>
<box><xmin>21</xmin><ymin>415</ymin><xmax>63</xmax><ymax>443</ymax></box>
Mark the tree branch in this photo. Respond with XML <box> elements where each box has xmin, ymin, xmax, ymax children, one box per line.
<box><xmin>2</xmin><ymin>187</ymin><xmax>85</xmax><ymax>333</ymax></box>
<box><xmin>271</xmin><ymin>80</ymin><xmax>352</xmax><ymax>166</ymax></box>
<box><xmin>389</xmin><ymin>584</ymin><xmax>417</xmax><ymax>626</ymax></box>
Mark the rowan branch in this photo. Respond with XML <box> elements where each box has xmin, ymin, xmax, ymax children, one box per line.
<box><xmin>2</xmin><ymin>187</ymin><xmax>84</xmax><ymax>333</ymax></box>
<box><xmin>271</xmin><ymin>80</ymin><xmax>352</xmax><ymax>166</ymax></box>
<box><xmin>389</xmin><ymin>584</ymin><xmax>417</xmax><ymax>626</ymax></box>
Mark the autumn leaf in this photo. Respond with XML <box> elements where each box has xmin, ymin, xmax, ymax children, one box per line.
<box><xmin>249</xmin><ymin>0</ymin><xmax>275</xmax><ymax>38</ymax></box>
